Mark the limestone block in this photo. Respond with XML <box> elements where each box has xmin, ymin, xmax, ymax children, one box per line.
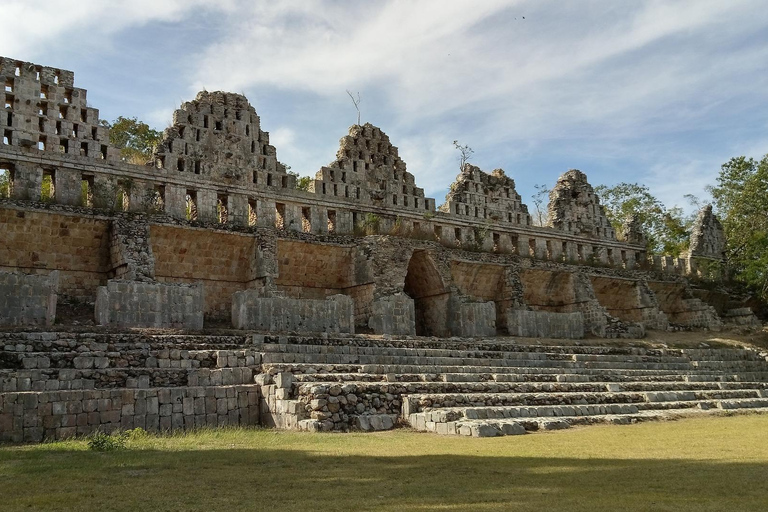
<box><xmin>368</xmin><ymin>294</ymin><xmax>416</xmax><ymax>335</ymax></box>
<box><xmin>95</xmin><ymin>280</ymin><xmax>204</xmax><ymax>329</ymax></box>
<box><xmin>506</xmin><ymin>309</ymin><xmax>585</xmax><ymax>339</ymax></box>
<box><xmin>231</xmin><ymin>290</ymin><xmax>354</xmax><ymax>334</ymax></box>
<box><xmin>0</xmin><ymin>270</ymin><xmax>58</xmax><ymax>327</ymax></box>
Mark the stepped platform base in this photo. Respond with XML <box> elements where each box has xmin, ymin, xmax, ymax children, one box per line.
<box><xmin>1</xmin><ymin>329</ymin><xmax>767</xmax><ymax>442</ymax></box>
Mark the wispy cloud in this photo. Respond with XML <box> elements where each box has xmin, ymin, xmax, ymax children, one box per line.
<box><xmin>3</xmin><ymin>0</ymin><xmax>766</xmax><ymax>212</ymax></box>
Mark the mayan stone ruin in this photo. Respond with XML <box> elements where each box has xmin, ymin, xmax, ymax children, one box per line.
<box><xmin>1</xmin><ymin>56</ymin><xmax>767</xmax><ymax>441</ymax></box>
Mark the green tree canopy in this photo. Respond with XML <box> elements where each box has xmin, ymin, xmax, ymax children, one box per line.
<box><xmin>595</xmin><ymin>182</ymin><xmax>691</xmax><ymax>256</ymax></box>
<box><xmin>102</xmin><ymin>116</ymin><xmax>162</xmax><ymax>164</ymax></box>
<box><xmin>708</xmin><ymin>155</ymin><xmax>768</xmax><ymax>299</ymax></box>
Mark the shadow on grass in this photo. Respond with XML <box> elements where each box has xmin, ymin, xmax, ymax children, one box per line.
<box><xmin>1</xmin><ymin>446</ymin><xmax>766</xmax><ymax>511</ymax></box>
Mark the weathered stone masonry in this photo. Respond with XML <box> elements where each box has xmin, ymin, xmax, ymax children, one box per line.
<box><xmin>1</xmin><ymin>56</ymin><xmax>764</xmax><ymax>441</ymax></box>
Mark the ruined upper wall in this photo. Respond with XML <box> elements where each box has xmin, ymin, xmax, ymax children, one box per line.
<box><xmin>688</xmin><ymin>205</ymin><xmax>725</xmax><ymax>259</ymax></box>
<box><xmin>153</xmin><ymin>91</ymin><xmax>292</xmax><ymax>188</ymax></box>
<box><xmin>0</xmin><ymin>56</ymin><xmax>117</xmax><ymax>160</ymax></box>
<box><xmin>312</xmin><ymin>123</ymin><xmax>436</xmax><ymax>212</ymax></box>
<box><xmin>440</xmin><ymin>164</ymin><xmax>531</xmax><ymax>226</ymax></box>
<box><xmin>546</xmin><ymin>169</ymin><xmax>616</xmax><ymax>240</ymax></box>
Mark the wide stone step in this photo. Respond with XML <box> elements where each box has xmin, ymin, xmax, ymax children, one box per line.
<box><xmin>258</xmin><ymin>343</ymin><xmax>698</xmax><ymax>364</ymax></box>
<box><xmin>262</xmin><ymin>362</ymin><xmax>768</xmax><ymax>383</ymax></box>
<box><xmin>259</xmin><ymin>351</ymin><xmax>705</xmax><ymax>371</ymax></box>
<box><xmin>403</xmin><ymin>389</ymin><xmax>766</xmax><ymax>414</ymax></box>
<box><xmin>292</xmin><ymin>374</ymin><xmax>768</xmax><ymax>394</ymax></box>
<box><xmin>409</xmin><ymin>403</ymin><xmax>768</xmax><ymax>437</ymax></box>
<box><xmin>0</xmin><ymin>366</ymin><xmax>255</xmax><ymax>392</ymax></box>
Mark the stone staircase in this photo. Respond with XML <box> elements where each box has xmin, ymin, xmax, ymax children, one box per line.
<box><xmin>252</xmin><ymin>335</ymin><xmax>768</xmax><ymax>437</ymax></box>
<box><xmin>2</xmin><ymin>331</ymin><xmax>768</xmax><ymax>441</ymax></box>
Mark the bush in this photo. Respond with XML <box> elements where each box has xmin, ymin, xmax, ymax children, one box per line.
<box><xmin>87</xmin><ymin>428</ymin><xmax>147</xmax><ymax>451</ymax></box>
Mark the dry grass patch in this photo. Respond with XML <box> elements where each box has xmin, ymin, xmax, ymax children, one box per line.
<box><xmin>1</xmin><ymin>415</ymin><xmax>768</xmax><ymax>511</ymax></box>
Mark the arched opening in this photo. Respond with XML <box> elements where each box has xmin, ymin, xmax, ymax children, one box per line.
<box><xmin>403</xmin><ymin>250</ymin><xmax>449</xmax><ymax>336</ymax></box>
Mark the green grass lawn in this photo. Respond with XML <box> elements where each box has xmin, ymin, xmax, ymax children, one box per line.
<box><xmin>2</xmin><ymin>414</ymin><xmax>767</xmax><ymax>511</ymax></box>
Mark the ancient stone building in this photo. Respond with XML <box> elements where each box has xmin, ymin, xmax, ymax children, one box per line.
<box><xmin>2</xmin><ymin>56</ymin><xmax>764</xmax><ymax>442</ymax></box>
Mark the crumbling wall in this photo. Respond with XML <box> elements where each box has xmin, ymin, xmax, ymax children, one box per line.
<box><xmin>95</xmin><ymin>280</ymin><xmax>204</xmax><ymax>329</ymax></box>
<box><xmin>547</xmin><ymin>169</ymin><xmax>616</xmax><ymax>240</ymax></box>
<box><xmin>646</xmin><ymin>281</ymin><xmax>722</xmax><ymax>329</ymax></box>
<box><xmin>313</xmin><ymin>123</ymin><xmax>435</xmax><ymax>213</ymax></box>
<box><xmin>0</xmin><ymin>270</ymin><xmax>58</xmax><ymax>326</ymax></box>
<box><xmin>441</xmin><ymin>165</ymin><xmax>531</xmax><ymax>227</ymax></box>
<box><xmin>0</xmin><ymin>57</ymin><xmax>119</xmax><ymax>165</ymax></box>
<box><xmin>108</xmin><ymin>216</ymin><xmax>155</xmax><ymax>281</ymax></box>
<box><xmin>153</xmin><ymin>91</ymin><xmax>290</xmax><ymax>192</ymax></box>
<box><xmin>589</xmin><ymin>276</ymin><xmax>668</xmax><ymax>330</ymax></box>
<box><xmin>232</xmin><ymin>291</ymin><xmax>354</xmax><ymax>333</ymax></box>
<box><xmin>688</xmin><ymin>205</ymin><xmax>725</xmax><ymax>259</ymax></box>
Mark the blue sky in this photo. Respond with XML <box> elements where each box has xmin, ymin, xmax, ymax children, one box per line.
<box><xmin>3</xmin><ymin>0</ymin><xmax>767</xmax><ymax>213</ymax></box>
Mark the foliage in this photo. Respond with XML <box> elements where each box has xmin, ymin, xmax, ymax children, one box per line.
<box><xmin>287</xmin><ymin>170</ymin><xmax>312</xmax><ymax>191</ymax></box>
<box><xmin>355</xmin><ymin>213</ymin><xmax>380</xmax><ymax>236</ymax></box>
<box><xmin>102</xmin><ymin>116</ymin><xmax>162</xmax><ymax>165</ymax></box>
<box><xmin>595</xmin><ymin>182</ymin><xmax>691</xmax><ymax>256</ymax></box>
<box><xmin>453</xmin><ymin>140</ymin><xmax>473</xmax><ymax>171</ymax></box>
<box><xmin>87</xmin><ymin>431</ymin><xmax>128</xmax><ymax>451</ymax></box>
<box><xmin>531</xmin><ymin>183</ymin><xmax>550</xmax><ymax>226</ymax></box>
<box><xmin>708</xmin><ymin>155</ymin><xmax>768</xmax><ymax>299</ymax></box>
<box><xmin>0</xmin><ymin>169</ymin><xmax>9</xmax><ymax>198</ymax></box>
<box><xmin>87</xmin><ymin>428</ymin><xmax>148</xmax><ymax>451</ymax></box>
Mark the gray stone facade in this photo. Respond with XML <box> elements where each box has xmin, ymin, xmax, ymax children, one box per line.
<box><xmin>95</xmin><ymin>280</ymin><xmax>204</xmax><ymax>329</ymax></box>
<box><xmin>505</xmin><ymin>310</ymin><xmax>585</xmax><ymax>339</ymax></box>
<box><xmin>0</xmin><ymin>271</ymin><xmax>58</xmax><ymax>327</ymax></box>
<box><xmin>232</xmin><ymin>291</ymin><xmax>354</xmax><ymax>333</ymax></box>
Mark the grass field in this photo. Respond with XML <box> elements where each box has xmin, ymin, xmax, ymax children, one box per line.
<box><xmin>1</xmin><ymin>414</ymin><xmax>767</xmax><ymax>511</ymax></box>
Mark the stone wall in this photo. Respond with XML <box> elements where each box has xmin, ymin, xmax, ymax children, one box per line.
<box><xmin>95</xmin><ymin>280</ymin><xmax>204</xmax><ymax>329</ymax></box>
<box><xmin>0</xmin><ymin>271</ymin><xmax>58</xmax><ymax>326</ymax></box>
<box><xmin>450</xmin><ymin>300</ymin><xmax>497</xmax><ymax>337</ymax></box>
<box><xmin>150</xmin><ymin>224</ymin><xmax>260</xmax><ymax>319</ymax></box>
<box><xmin>231</xmin><ymin>291</ymin><xmax>354</xmax><ymax>334</ymax></box>
<box><xmin>369</xmin><ymin>294</ymin><xmax>416</xmax><ymax>335</ymax></box>
<box><xmin>0</xmin><ymin>206</ymin><xmax>110</xmax><ymax>299</ymax></box>
<box><xmin>0</xmin><ymin>384</ymin><xmax>259</xmax><ymax>442</ymax></box>
<box><xmin>505</xmin><ymin>310</ymin><xmax>585</xmax><ymax>339</ymax></box>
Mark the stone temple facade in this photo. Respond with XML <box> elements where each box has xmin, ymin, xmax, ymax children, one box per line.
<box><xmin>1</xmin><ymin>56</ymin><xmax>765</xmax><ymax>441</ymax></box>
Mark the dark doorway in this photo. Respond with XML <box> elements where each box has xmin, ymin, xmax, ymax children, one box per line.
<box><xmin>403</xmin><ymin>250</ymin><xmax>449</xmax><ymax>336</ymax></box>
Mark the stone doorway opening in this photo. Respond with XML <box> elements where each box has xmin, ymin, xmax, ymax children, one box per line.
<box><xmin>403</xmin><ymin>250</ymin><xmax>449</xmax><ymax>336</ymax></box>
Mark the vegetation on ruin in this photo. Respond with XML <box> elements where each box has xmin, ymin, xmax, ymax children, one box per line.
<box><xmin>102</xmin><ymin>116</ymin><xmax>162</xmax><ymax>165</ymax></box>
<box><xmin>2</xmin><ymin>415</ymin><xmax>768</xmax><ymax>511</ymax></box>
<box><xmin>708</xmin><ymin>155</ymin><xmax>768</xmax><ymax>300</ymax></box>
<box><xmin>595</xmin><ymin>182</ymin><xmax>693</xmax><ymax>256</ymax></box>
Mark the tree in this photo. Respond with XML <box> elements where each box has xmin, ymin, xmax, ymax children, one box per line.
<box><xmin>102</xmin><ymin>116</ymin><xmax>162</xmax><ymax>165</ymax></box>
<box><xmin>595</xmin><ymin>182</ymin><xmax>691</xmax><ymax>256</ymax></box>
<box><xmin>453</xmin><ymin>140</ymin><xmax>473</xmax><ymax>171</ymax></box>
<box><xmin>287</xmin><ymin>170</ymin><xmax>312</xmax><ymax>191</ymax></box>
<box><xmin>346</xmin><ymin>90</ymin><xmax>361</xmax><ymax>126</ymax></box>
<box><xmin>531</xmin><ymin>183</ymin><xmax>550</xmax><ymax>226</ymax></box>
<box><xmin>708</xmin><ymin>155</ymin><xmax>768</xmax><ymax>299</ymax></box>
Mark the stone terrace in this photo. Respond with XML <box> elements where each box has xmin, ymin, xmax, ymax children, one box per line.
<box><xmin>2</xmin><ymin>331</ymin><xmax>768</xmax><ymax>441</ymax></box>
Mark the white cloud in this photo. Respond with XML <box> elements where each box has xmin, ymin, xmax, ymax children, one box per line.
<box><xmin>0</xmin><ymin>0</ymin><xmax>238</xmax><ymax>58</ymax></box>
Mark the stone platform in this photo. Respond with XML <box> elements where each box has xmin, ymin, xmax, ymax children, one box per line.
<box><xmin>5</xmin><ymin>330</ymin><xmax>766</xmax><ymax>441</ymax></box>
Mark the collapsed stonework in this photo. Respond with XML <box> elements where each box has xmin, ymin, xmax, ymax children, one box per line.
<box><xmin>1</xmin><ymin>56</ymin><xmax>764</xmax><ymax>442</ymax></box>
